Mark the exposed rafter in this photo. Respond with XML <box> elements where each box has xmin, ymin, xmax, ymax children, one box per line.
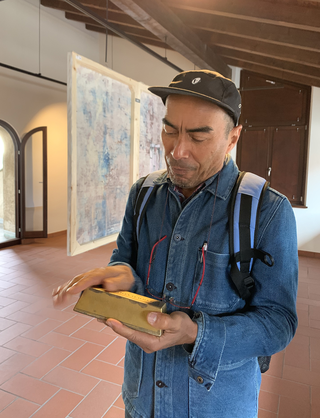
<box><xmin>40</xmin><ymin>0</ymin><xmax>320</xmax><ymax>88</ymax></box>
<box><xmin>110</xmin><ymin>0</ymin><xmax>231</xmax><ymax>77</ymax></box>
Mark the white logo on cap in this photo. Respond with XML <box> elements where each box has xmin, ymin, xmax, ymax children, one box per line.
<box><xmin>192</xmin><ymin>77</ymin><xmax>201</xmax><ymax>85</ymax></box>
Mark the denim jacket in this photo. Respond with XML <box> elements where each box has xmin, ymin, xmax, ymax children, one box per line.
<box><xmin>109</xmin><ymin>156</ymin><xmax>298</xmax><ymax>418</ymax></box>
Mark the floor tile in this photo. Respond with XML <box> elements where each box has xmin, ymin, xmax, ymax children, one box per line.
<box><xmin>71</xmin><ymin>327</ymin><xmax>117</xmax><ymax>347</ymax></box>
<box><xmin>0</xmin><ymin>373</ymin><xmax>59</xmax><ymax>404</ymax></box>
<box><xmin>285</xmin><ymin>342</ymin><xmax>310</xmax><ymax>370</ymax></box>
<box><xmin>278</xmin><ymin>395</ymin><xmax>311</xmax><ymax>418</ymax></box>
<box><xmin>69</xmin><ymin>381</ymin><xmax>121</xmax><ymax>418</ymax></box>
<box><xmin>21</xmin><ymin>347</ymin><xmax>70</xmax><ymax>379</ymax></box>
<box><xmin>60</xmin><ymin>342</ymin><xmax>105</xmax><ymax>371</ymax></box>
<box><xmin>0</xmin><ymin>347</ymin><xmax>16</xmax><ymax>364</ymax></box>
<box><xmin>3</xmin><ymin>336</ymin><xmax>51</xmax><ymax>357</ymax></box>
<box><xmin>0</xmin><ymin>390</ymin><xmax>15</xmax><ymax>412</ymax></box>
<box><xmin>54</xmin><ymin>315</ymin><xmax>92</xmax><ymax>335</ymax></box>
<box><xmin>39</xmin><ymin>331</ymin><xmax>85</xmax><ymax>352</ymax></box>
<box><xmin>113</xmin><ymin>396</ymin><xmax>125</xmax><ymax>409</ymax></box>
<box><xmin>260</xmin><ymin>375</ymin><xmax>310</xmax><ymax>403</ymax></box>
<box><xmin>0</xmin><ymin>301</ymin><xmax>30</xmax><ymax>318</ymax></box>
<box><xmin>0</xmin><ymin>318</ymin><xmax>16</xmax><ymax>331</ymax></box>
<box><xmin>43</xmin><ymin>366</ymin><xmax>100</xmax><ymax>396</ymax></box>
<box><xmin>82</xmin><ymin>360</ymin><xmax>124</xmax><ymax>385</ymax></box>
<box><xmin>283</xmin><ymin>365</ymin><xmax>320</xmax><ymax>387</ymax></box>
<box><xmin>31</xmin><ymin>390</ymin><xmax>83</xmax><ymax>418</ymax></box>
<box><xmin>104</xmin><ymin>406</ymin><xmax>126</xmax><ymax>418</ymax></box>
<box><xmin>0</xmin><ymin>353</ymin><xmax>35</xmax><ymax>385</ymax></box>
<box><xmin>258</xmin><ymin>411</ymin><xmax>278</xmax><ymax>418</ymax></box>
<box><xmin>96</xmin><ymin>337</ymin><xmax>127</xmax><ymax>365</ymax></box>
<box><xmin>6</xmin><ymin>311</ymin><xmax>45</xmax><ymax>326</ymax></box>
<box><xmin>0</xmin><ymin>397</ymin><xmax>39</xmax><ymax>418</ymax></box>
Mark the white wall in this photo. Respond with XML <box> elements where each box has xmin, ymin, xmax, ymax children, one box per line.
<box><xmin>293</xmin><ymin>87</ymin><xmax>320</xmax><ymax>253</ymax></box>
<box><xmin>0</xmin><ymin>0</ymin><xmax>99</xmax><ymax>233</ymax></box>
<box><xmin>0</xmin><ymin>0</ymin><xmax>319</xmax><ymax>252</ymax></box>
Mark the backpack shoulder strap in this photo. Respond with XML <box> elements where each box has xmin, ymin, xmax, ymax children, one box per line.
<box><xmin>229</xmin><ymin>172</ymin><xmax>274</xmax><ymax>301</ymax></box>
<box><xmin>133</xmin><ymin>169</ymin><xmax>166</xmax><ymax>242</ymax></box>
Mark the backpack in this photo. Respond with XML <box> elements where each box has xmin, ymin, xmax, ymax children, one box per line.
<box><xmin>133</xmin><ymin>170</ymin><xmax>274</xmax><ymax>373</ymax></box>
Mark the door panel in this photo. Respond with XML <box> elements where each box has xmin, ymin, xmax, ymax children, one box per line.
<box><xmin>21</xmin><ymin>127</ymin><xmax>47</xmax><ymax>238</ymax></box>
<box><xmin>0</xmin><ymin>121</ymin><xmax>21</xmax><ymax>248</ymax></box>
<box><xmin>237</xmin><ymin>127</ymin><xmax>270</xmax><ymax>179</ymax></box>
<box><xmin>270</xmin><ymin>126</ymin><xmax>305</xmax><ymax>204</ymax></box>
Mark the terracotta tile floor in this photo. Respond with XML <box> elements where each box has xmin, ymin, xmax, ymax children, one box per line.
<box><xmin>0</xmin><ymin>235</ymin><xmax>319</xmax><ymax>418</ymax></box>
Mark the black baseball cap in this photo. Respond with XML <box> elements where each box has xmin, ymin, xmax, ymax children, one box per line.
<box><xmin>148</xmin><ymin>70</ymin><xmax>241</xmax><ymax>125</ymax></box>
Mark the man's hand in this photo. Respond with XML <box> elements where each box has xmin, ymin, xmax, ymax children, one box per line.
<box><xmin>52</xmin><ymin>265</ymin><xmax>135</xmax><ymax>307</ymax></box>
<box><xmin>104</xmin><ymin>311</ymin><xmax>198</xmax><ymax>353</ymax></box>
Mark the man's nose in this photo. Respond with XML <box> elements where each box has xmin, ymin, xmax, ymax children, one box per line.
<box><xmin>170</xmin><ymin>134</ymin><xmax>190</xmax><ymax>160</ymax></box>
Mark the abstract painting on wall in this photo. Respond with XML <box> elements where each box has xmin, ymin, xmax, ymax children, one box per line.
<box><xmin>68</xmin><ymin>53</ymin><xmax>166</xmax><ymax>256</ymax></box>
<box><xmin>139</xmin><ymin>88</ymin><xmax>166</xmax><ymax>178</ymax></box>
<box><xmin>68</xmin><ymin>53</ymin><xmax>133</xmax><ymax>256</ymax></box>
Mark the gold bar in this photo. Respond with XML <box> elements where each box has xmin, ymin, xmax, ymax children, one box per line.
<box><xmin>74</xmin><ymin>287</ymin><xmax>167</xmax><ymax>336</ymax></box>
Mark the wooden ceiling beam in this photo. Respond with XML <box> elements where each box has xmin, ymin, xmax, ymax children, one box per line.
<box><xmin>65</xmin><ymin>12</ymin><xmax>154</xmax><ymax>33</ymax></box>
<box><xmin>224</xmin><ymin>57</ymin><xmax>320</xmax><ymax>88</ymax></box>
<box><xmin>42</xmin><ymin>0</ymin><xmax>146</xmax><ymax>29</ymax></box>
<box><xmin>172</xmin><ymin>9</ymin><xmax>320</xmax><ymax>51</ymax></box>
<box><xmin>200</xmin><ymin>31</ymin><xmax>320</xmax><ymax>68</ymax></box>
<box><xmin>164</xmin><ymin>0</ymin><xmax>320</xmax><ymax>31</ymax></box>
<box><xmin>41</xmin><ymin>0</ymin><xmax>123</xmax><ymax>13</ymax></box>
<box><xmin>215</xmin><ymin>47</ymin><xmax>320</xmax><ymax>79</ymax></box>
<box><xmin>85</xmin><ymin>24</ymin><xmax>170</xmax><ymax>48</ymax></box>
<box><xmin>110</xmin><ymin>0</ymin><xmax>231</xmax><ymax>77</ymax></box>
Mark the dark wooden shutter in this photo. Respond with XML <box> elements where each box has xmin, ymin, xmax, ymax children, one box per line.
<box><xmin>237</xmin><ymin>70</ymin><xmax>310</xmax><ymax>207</ymax></box>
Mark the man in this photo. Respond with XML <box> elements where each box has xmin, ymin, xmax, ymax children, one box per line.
<box><xmin>53</xmin><ymin>70</ymin><xmax>298</xmax><ymax>418</ymax></box>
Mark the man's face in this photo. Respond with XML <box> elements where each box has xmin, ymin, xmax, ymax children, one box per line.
<box><xmin>162</xmin><ymin>95</ymin><xmax>242</xmax><ymax>197</ymax></box>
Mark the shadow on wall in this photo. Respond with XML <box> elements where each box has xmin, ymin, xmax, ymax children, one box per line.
<box><xmin>299</xmin><ymin>233</ymin><xmax>320</xmax><ymax>255</ymax></box>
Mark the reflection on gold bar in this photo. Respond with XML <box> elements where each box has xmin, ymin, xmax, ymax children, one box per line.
<box><xmin>73</xmin><ymin>287</ymin><xmax>167</xmax><ymax>336</ymax></box>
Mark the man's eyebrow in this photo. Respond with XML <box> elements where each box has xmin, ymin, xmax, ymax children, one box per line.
<box><xmin>162</xmin><ymin>118</ymin><xmax>177</xmax><ymax>129</ymax></box>
<box><xmin>187</xmin><ymin>126</ymin><xmax>213</xmax><ymax>134</ymax></box>
<box><xmin>162</xmin><ymin>118</ymin><xmax>213</xmax><ymax>134</ymax></box>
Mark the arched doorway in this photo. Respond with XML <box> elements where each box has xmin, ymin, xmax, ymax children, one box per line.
<box><xmin>0</xmin><ymin>121</ymin><xmax>48</xmax><ymax>248</ymax></box>
<box><xmin>0</xmin><ymin>121</ymin><xmax>21</xmax><ymax>248</ymax></box>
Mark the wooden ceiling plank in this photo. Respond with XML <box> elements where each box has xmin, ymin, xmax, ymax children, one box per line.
<box><xmin>215</xmin><ymin>47</ymin><xmax>320</xmax><ymax>78</ymax></box>
<box><xmin>41</xmin><ymin>0</ymin><xmax>123</xmax><ymax>13</ymax></box>
<box><xmin>163</xmin><ymin>0</ymin><xmax>320</xmax><ymax>31</ymax></box>
<box><xmin>172</xmin><ymin>8</ymin><xmax>320</xmax><ymax>51</ymax></box>
<box><xmin>85</xmin><ymin>24</ymin><xmax>169</xmax><ymax>48</ymax></box>
<box><xmin>201</xmin><ymin>31</ymin><xmax>320</xmax><ymax>67</ymax></box>
<box><xmin>41</xmin><ymin>0</ymin><xmax>148</xmax><ymax>30</ymax></box>
<box><xmin>224</xmin><ymin>57</ymin><xmax>320</xmax><ymax>88</ymax></box>
<box><xmin>110</xmin><ymin>0</ymin><xmax>231</xmax><ymax>77</ymax></box>
<box><xmin>65</xmin><ymin>11</ymin><xmax>149</xmax><ymax>30</ymax></box>
<box><xmin>212</xmin><ymin>42</ymin><xmax>320</xmax><ymax>69</ymax></box>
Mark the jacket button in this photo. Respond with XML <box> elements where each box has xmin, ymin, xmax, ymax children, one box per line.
<box><xmin>197</xmin><ymin>376</ymin><xmax>204</xmax><ymax>384</ymax></box>
<box><xmin>156</xmin><ymin>380</ymin><xmax>166</xmax><ymax>388</ymax></box>
<box><xmin>166</xmin><ymin>282</ymin><xmax>175</xmax><ymax>291</ymax></box>
<box><xmin>174</xmin><ymin>234</ymin><xmax>181</xmax><ymax>241</ymax></box>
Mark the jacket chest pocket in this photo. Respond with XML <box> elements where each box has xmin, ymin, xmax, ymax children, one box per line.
<box><xmin>192</xmin><ymin>249</ymin><xmax>240</xmax><ymax>313</ymax></box>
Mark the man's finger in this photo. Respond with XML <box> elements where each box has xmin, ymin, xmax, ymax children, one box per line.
<box><xmin>147</xmin><ymin>312</ymin><xmax>173</xmax><ymax>330</ymax></box>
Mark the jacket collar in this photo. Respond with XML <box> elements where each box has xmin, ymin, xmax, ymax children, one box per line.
<box><xmin>153</xmin><ymin>155</ymin><xmax>239</xmax><ymax>201</ymax></box>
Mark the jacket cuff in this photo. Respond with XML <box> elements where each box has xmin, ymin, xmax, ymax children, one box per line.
<box><xmin>107</xmin><ymin>262</ymin><xmax>145</xmax><ymax>295</ymax></box>
<box><xmin>187</xmin><ymin>311</ymin><xmax>226</xmax><ymax>391</ymax></box>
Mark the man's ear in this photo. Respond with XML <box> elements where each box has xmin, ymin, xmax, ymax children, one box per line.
<box><xmin>226</xmin><ymin>124</ymin><xmax>242</xmax><ymax>153</ymax></box>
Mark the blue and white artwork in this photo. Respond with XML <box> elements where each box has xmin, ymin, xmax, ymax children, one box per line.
<box><xmin>139</xmin><ymin>90</ymin><xmax>166</xmax><ymax>178</ymax></box>
<box><xmin>75</xmin><ymin>65</ymin><xmax>132</xmax><ymax>246</ymax></box>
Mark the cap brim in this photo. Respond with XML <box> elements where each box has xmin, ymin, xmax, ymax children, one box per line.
<box><xmin>148</xmin><ymin>86</ymin><xmax>237</xmax><ymax>124</ymax></box>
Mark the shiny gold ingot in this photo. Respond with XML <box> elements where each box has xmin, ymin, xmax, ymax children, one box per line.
<box><xmin>73</xmin><ymin>287</ymin><xmax>167</xmax><ymax>336</ymax></box>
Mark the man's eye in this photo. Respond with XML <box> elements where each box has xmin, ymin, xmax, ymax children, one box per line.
<box><xmin>191</xmin><ymin>137</ymin><xmax>205</xmax><ymax>143</ymax></box>
<box><xmin>164</xmin><ymin>128</ymin><xmax>177</xmax><ymax>136</ymax></box>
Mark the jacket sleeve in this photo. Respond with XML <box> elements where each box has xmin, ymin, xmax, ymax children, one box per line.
<box><xmin>186</xmin><ymin>192</ymin><xmax>298</xmax><ymax>390</ymax></box>
<box><xmin>108</xmin><ymin>179</ymin><xmax>145</xmax><ymax>295</ymax></box>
